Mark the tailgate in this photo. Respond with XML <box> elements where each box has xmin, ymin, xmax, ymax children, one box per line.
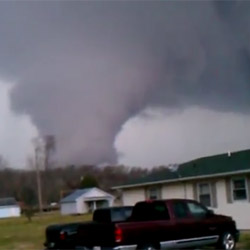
<box><xmin>45</xmin><ymin>224</ymin><xmax>62</xmax><ymax>245</ymax></box>
<box><xmin>45</xmin><ymin>222</ymin><xmax>90</xmax><ymax>249</ymax></box>
<box><xmin>77</xmin><ymin>222</ymin><xmax>116</xmax><ymax>247</ymax></box>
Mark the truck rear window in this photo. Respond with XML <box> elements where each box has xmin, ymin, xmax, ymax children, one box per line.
<box><xmin>93</xmin><ymin>207</ymin><xmax>133</xmax><ymax>223</ymax></box>
<box><xmin>111</xmin><ymin>207</ymin><xmax>133</xmax><ymax>222</ymax></box>
<box><xmin>132</xmin><ymin>201</ymin><xmax>170</xmax><ymax>221</ymax></box>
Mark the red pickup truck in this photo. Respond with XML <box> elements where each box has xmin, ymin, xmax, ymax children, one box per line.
<box><xmin>76</xmin><ymin>199</ymin><xmax>239</xmax><ymax>250</ymax></box>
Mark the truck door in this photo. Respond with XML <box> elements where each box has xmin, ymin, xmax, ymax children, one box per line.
<box><xmin>171</xmin><ymin>200</ymin><xmax>198</xmax><ymax>242</ymax></box>
<box><xmin>148</xmin><ymin>201</ymin><xmax>176</xmax><ymax>247</ymax></box>
<box><xmin>126</xmin><ymin>201</ymin><xmax>175</xmax><ymax>247</ymax></box>
<box><xmin>186</xmin><ymin>201</ymin><xmax>219</xmax><ymax>245</ymax></box>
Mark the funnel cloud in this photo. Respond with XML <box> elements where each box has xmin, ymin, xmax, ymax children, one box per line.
<box><xmin>0</xmin><ymin>1</ymin><xmax>249</xmax><ymax>165</ymax></box>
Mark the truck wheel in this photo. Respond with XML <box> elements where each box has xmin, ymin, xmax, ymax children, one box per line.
<box><xmin>216</xmin><ymin>232</ymin><xmax>236</xmax><ymax>250</ymax></box>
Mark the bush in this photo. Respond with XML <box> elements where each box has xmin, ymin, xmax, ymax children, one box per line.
<box><xmin>23</xmin><ymin>207</ymin><xmax>34</xmax><ymax>222</ymax></box>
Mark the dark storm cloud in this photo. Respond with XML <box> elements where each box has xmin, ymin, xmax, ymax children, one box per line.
<box><xmin>0</xmin><ymin>1</ymin><xmax>249</xmax><ymax>165</ymax></box>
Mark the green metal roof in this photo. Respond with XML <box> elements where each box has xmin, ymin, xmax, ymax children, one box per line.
<box><xmin>114</xmin><ymin>149</ymin><xmax>250</xmax><ymax>189</ymax></box>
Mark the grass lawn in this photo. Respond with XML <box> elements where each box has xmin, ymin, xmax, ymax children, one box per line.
<box><xmin>0</xmin><ymin>213</ymin><xmax>249</xmax><ymax>250</ymax></box>
<box><xmin>0</xmin><ymin>212</ymin><xmax>92</xmax><ymax>250</ymax></box>
<box><xmin>237</xmin><ymin>231</ymin><xmax>250</xmax><ymax>249</ymax></box>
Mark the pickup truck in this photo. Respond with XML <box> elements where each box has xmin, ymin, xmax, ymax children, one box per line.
<box><xmin>44</xmin><ymin>206</ymin><xmax>133</xmax><ymax>250</ymax></box>
<box><xmin>76</xmin><ymin>199</ymin><xmax>239</xmax><ymax>250</ymax></box>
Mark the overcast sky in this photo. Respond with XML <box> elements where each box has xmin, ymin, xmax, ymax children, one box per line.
<box><xmin>0</xmin><ymin>80</ymin><xmax>37</xmax><ymax>168</ymax></box>
<box><xmin>115</xmin><ymin>107</ymin><xmax>250</xmax><ymax>168</ymax></box>
<box><xmin>1</xmin><ymin>1</ymin><xmax>250</xmax><ymax>168</ymax></box>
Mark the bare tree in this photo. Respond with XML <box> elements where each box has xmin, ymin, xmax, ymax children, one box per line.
<box><xmin>31</xmin><ymin>135</ymin><xmax>56</xmax><ymax>210</ymax></box>
<box><xmin>32</xmin><ymin>137</ymin><xmax>44</xmax><ymax>213</ymax></box>
<box><xmin>44</xmin><ymin>135</ymin><xmax>56</xmax><ymax>171</ymax></box>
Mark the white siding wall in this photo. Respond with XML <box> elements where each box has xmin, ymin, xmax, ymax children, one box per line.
<box><xmin>0</xmin><ymin>206</ymin><xmax>20</xmax><ymax>218</ymax></box>
<box><xmin>162</xmin><ymin>183</ymin><xmax>187</xmax><ymax>199</ymax></box>
<box><xmin>122</xmin><ymin>188</ymin><xmax>145</xmax><ymax>205</ymax></box>
<box><xmin>121</xmin><ymin>183</ymin><xmax>194</xmax><ymax>204</ymax></box>
<box><xmin>61</xmin><ymin>202</ymin><xmax>77</xmax><ymax>215</ymax></box>
<box><xmin>76</xmin><ymin>197</ymin><xmax>88</xmax><ymax>214</ymax></box>
<box><xmin>185</xmin><ymin>183</ymin><xmax>195</xmax><ymax>199</ymax></box>
<box><xmin>213</xmin><ymin>179</ymin><xmax>250</xmax><ymax>230</ymax></box>
<box><xmin>11</xmin><ymin>207</ymin><xmax>20</xmax><ymax>217</ymax></box>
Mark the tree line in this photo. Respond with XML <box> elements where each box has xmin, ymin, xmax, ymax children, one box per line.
<box><xmin>0</xmin><ymin>161</ymin><xmax>167</xmax><ymax>208</ymax></box>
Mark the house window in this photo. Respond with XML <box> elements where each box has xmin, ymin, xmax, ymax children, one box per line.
<box><xmin>147</xmin><ymin>186</ymin><xmax>161</xmax><ymax>200</ymax></box>
<box><xmin>198</xmin><ymin>183</ymin><xmax>211</xmax><ymax>207</ymax></box>
<box><xmin>232</xmin><ymin>178</ymin><xmax>248</xmax><ymax>201</ymax></box>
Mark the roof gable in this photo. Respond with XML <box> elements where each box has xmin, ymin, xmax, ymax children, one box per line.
<box><xmin>60</xmin><ymin>188</ymin><xmax>92</xmax><ymax>203</ymax></box>
<box><xmin>60</xmin><ymin>188</ymin><xmax>113</xmax><ymax>203</ymax></box>
<box><xmin>83</xmin><ymin>188</ymin><xmax>113</xmax><ymax>199</ymax></box>
<box><xmin>180</xmin><ymin>149</ymin><xmax>250</xmax><ymax>177</ymax></box>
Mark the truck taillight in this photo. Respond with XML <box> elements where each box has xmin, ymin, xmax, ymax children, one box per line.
<box><xmin>115</xmin><ymin>227</ymin><xmax>123</xmax><ymax>243</ymax></box>
<box><xmin>60</xmin><ymin>231</ymin><xmax>67</xmax><ymax>240</ymax></box>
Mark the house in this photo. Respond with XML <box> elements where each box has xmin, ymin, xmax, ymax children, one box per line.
<box><xmin>0</xmin><ymin>197</ymin><xmax>21</xmax><ymax>218</ymax></box>
<box><xmin>113</xmin><ymin>149</ymin><xmax>250</xmax><ymax>230</ymax></box>
<box><xmin>60</xmin><ymin>187</ymin><xmax>114</xmax><ymax>215</ymax></box>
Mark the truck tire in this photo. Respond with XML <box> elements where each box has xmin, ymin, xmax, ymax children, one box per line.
<box><xmin>216</xmin><ymin>232</ymin><xmax>236</xmax><ymax>250</ymax></box>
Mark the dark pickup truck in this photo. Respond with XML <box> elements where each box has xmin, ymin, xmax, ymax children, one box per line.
<box><xmin>76</xmin><ymin>199</ymin><xmax>239</xmax><ymax>250</ymax></box>
<box><xmin>44</xmin><ymin>206</ymin><xmax>133</xmax><ymax>250</ymax></box>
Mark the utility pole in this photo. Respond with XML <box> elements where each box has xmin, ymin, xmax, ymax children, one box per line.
<box><xmin>34</xmin><ymin>138</ymin><xmax>43</xmax><ymax>213</ymax></box>
<box><xmin>43</xmin><ymin>135</ymin><xmax>55</xmax><ymax>208</ymax></box>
